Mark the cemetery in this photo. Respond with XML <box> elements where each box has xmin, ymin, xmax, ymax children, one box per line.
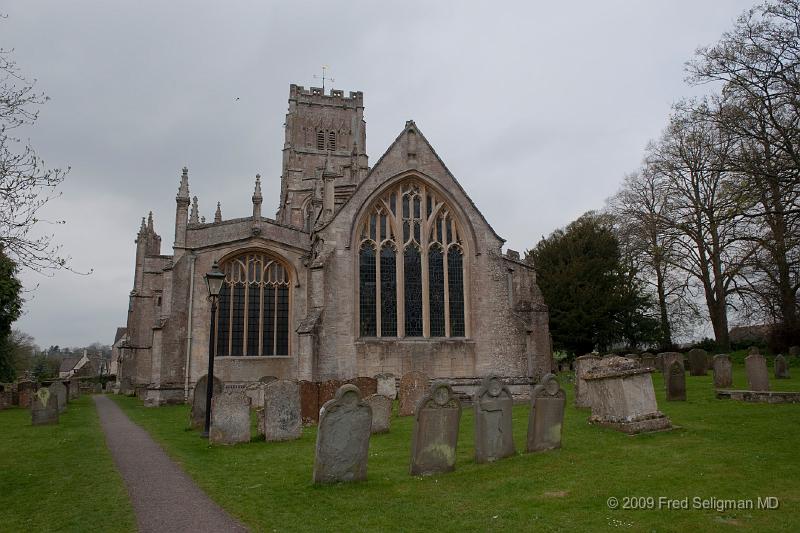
<box><xmin>3</xmin><ymin>352</ymin><xmax>799</xmax><ymax>531</ymax></box>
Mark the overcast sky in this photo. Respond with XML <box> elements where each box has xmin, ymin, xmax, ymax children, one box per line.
<box><xmin>5</xmin><ymin>0</ymin><xmax>755</xmax><ymax>349</ymax></box>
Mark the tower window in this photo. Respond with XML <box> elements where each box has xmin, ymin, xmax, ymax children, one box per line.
<box><xmin>327</xmin><ymin>131</ymin><xmax>336</xmax><ymax>151</ymax></box>
<box><xmin>316</xmin><ymin>130</ymin><xmax>325</xmax><ymax>150</ymax></box>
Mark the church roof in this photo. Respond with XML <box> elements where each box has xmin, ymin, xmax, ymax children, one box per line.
<box><xmin>316</xmin><ymin>120</ymin><xmax>505</xmax><ymax>245</ymax></box>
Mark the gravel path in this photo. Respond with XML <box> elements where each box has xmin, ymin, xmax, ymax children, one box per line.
<box><xmin>93</xmin><ymin>395</ymin><xmax>248</xmax><ymax>533</ymax></box>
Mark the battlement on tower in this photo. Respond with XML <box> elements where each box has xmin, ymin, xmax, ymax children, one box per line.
<box><xmin>289</xmin><ymin>84</ymin><xmax>363</xmax><ymax>107</ymax></box>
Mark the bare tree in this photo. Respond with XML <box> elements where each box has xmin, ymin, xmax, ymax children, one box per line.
<box><xmin>687</xmin><ymin>0</ymin><xmax>800</xmax><ymax>346</ymax></box>
<box><xmin>647</xmin><ymin>102</ymin><xmax>756</xmax><ymax>350</ymax></box>
<box><xmin>1</xmin><ymin>30</ymin><xmax>72</xmax><ymax>273</ymax></box>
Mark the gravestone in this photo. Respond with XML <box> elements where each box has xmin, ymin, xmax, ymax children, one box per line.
<box><xmin>410</xmin><ymin>383</ymin><xmax>462</xmax><ymax>475</ymax></box>
<box><xmin>574</xmin><ymin>354</ymin><xmax>601</xmax><ymax>408</ymax></box>
<box><xmin>70</xmin><ymin>380</ymin><xmax>81</xmax><ymax>400</ymax></box>
<box><xmin>774</xmin><ymin>354</ymin><xmax>790</xmax><ymax>379</ymax></box>
<box><xmin>745</xmin><ymin>352</ymin><xmax>770</xmax><ymax>391</ymax></box>
<box><xmin>712</xmin><ymin>354</ymin><xmax>733</xmax><ymax>388</ymax></box>
<box><xmin>313</xmin><ymin>384</ymin><xmax>372</xmax><ymax>484</ymax></box>
<box><xmin>262</xmin><ymin>379</ymin><xmax>302</xmax><ymax>441</ymax></box>
<box><xmin>50</xmin><ymin>382</ymin><xmax>67</xmax><ymax>414</ymax></box>
<box><xmin>660</xmin><ymin>352</ymin><xmax>683</xmax><ymax>375</ymax></box>
<box><xmin>0</xmin><ymin>387</ymin><xmax>10</xmax><ymax>410</ymax></box>
<box><xmin>348</xmin><ymin>377</ymin><xmax>378</xmax><ymax>397</ymax></box>
<box><xmin>665</xmin><ymin>361</ymin><xmax>686</xmax><ymax>401</ymax></box>
<box><xmin>318</xmin><ymin>379</ymin><xmax>343</xmax><ymax>408</ymax></box>
<box><xmin>17</xmin><ymin>381</ymin><xmax>35</xmax><ymax>408</ymax></box>
<box><xmin>299</xmin><ymin>380</ymin><xmax>320</xmax><ymax>425</ymax></box>
<box><xmin>375</xmin><ymin>373</ymin><xmax>397</xmax><ymax>399</ymax></box>
<box><xmin>687</xmin><ymin>348</ymin><xmax>708</xmax><ymax>376</ymax></box>
<box><xmin>209</xmin><ymin>392</ymin><xmax>251</xmax><ymax>445</ymax></box>
<box><xmin>527</xmin><ymin>373</ymin><xmax>566</xmax><ymax>452</ymax></box>
<box><xmin>789</xmin><ymin>345</ymin><xmax>799</xmax><ymax>357</ymax></box>
<box><xmin>640</xmin><ymin>353</ymin><xmax>656</xmax><ymax>370</ymax></box>
<box><xmin>473</xmin><ymin>376</ymin><xmax>515</xmax><ymax>463</ymax></box>
<box><xmin>190</xmin><ymin>374</ymin><xmax>223</xmax><ymax>429</ymax></box>
<box><xmin>365</xmin><ymin>394</ymin><xmax>392</xmax><ymax>434</ymax></box>
<box><xmin>399</xmin><ymin>371</ymin><xmax>429</xmax><ymax>416</ymax></box>
<box><xmin>244</xmin><ymin>382</ymin><xmax>265</xmax><ymax>408</ymax></box>
<box><xmin>31</xmin><ymin>387</ymin><xmax>59</xmax><ymax>425</ymax></box>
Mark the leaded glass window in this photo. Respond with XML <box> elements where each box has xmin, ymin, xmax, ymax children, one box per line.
<box><xmin>215</xmin><ymin>253</ymin><xmax>291</xmax><ymax>356</ymax></box>
<box><xmin>357</xmin><ymin>179</ymin><xmax>468</xmax><ymax>338</ymax></box>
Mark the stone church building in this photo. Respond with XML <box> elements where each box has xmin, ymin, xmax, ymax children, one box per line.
<box><xmin>115</xmin><ymin>84</ymin><xmax>552</xmax><ymax>405</ymax></box>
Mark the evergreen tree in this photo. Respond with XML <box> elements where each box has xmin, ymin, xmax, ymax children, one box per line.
<box><xmin>0</xmin><ymin>251</ymin><xmax>22</xmax><ymax>381</ymax></box>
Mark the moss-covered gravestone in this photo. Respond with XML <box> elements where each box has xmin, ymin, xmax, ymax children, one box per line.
<box><xmin>209</xmin><ymin>392</ymin><xmax>250</xmax><ymax>445</ymax></box>
<box><xmin>31</xmin><ymin>387</ymin><xmax>59</xmax><ymax>425</ymax></box>
<box><xmin>474</xmin><ymin>376</ymin><xmax>515</xmax><ymax>463</ymax></box>
<box><xmin>410</xmin><ymin>383</ymin><xmax>462</xmax><ymax>475</ymax></box>
<box><xmin>262</xmin><ymin>379</ymin><xmax>302</xmax><ymax>442</ymax></box>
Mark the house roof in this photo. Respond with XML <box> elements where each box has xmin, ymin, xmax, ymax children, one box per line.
<box><xmin>59</xmin><ymin>357</ymin><xmax>81</xmax><ymax>374</ymax></box>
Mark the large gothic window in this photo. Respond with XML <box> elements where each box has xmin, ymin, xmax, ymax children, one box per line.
<box><xmin>357</xmin><ymin>180</ymin><xmax>468</xmax><ymax>338</ymax></box>
<box><xmin>215</xmin><ymin>252</ymin><xmax>291</xmax><ymax>356</ymax></box>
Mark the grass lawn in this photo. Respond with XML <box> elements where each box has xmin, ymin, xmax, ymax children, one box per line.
<box><xmin>0</xmin><ymin>395</ymin><xmax>136</xmax><ymax>532</ymax></box>
<box><xmin>111</xmin><ymin>362</ymin><xmax>800</xmax><ymax>533</ymax></box>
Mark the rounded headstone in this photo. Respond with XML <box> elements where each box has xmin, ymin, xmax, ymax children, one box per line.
<box><xmin>410</xmin><ymin>382</ymin><xmax>461</xmax><ymax>475</ymax></box>
<box><xmin>527</xmin><ymin>373</ymin><xmax>566</xmax><ymax>452</ymax></box>
<box><xmin>474</xmin><ymin>376</ymin><xmax>515</xmax><ymax>462</ymax></box>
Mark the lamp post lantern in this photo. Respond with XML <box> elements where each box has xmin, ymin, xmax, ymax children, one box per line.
<box><xmin>201</xmin><ymin>260</ymin><xmax>225</xmax><ymax>438</ymax></box>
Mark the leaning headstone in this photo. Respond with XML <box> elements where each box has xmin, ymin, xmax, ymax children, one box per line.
<box><xmin>712</xmin><ymin>354</ymin><xmax>733</xmax><ymax>388</ymax></box>
<box><xmin>190</xmin><ymin>374</ymin><xmax>223</xmax><ymax>429</ymax></box>
<box><xmin>774</xmin><ymin>354</ymin><xmax>790</xmax><ymax>379</ymax></box>
<box><xmin>375</xmin><ymin>373</ymin><xmax>397</xmax><ymax>399</ymax></box>
<box><xmin>31</xmin><ymin>387</ymin><xmax>59</xmax><ymax>425</ymax></box>
<box><xmin>50</xmin><ymin>382</ymin><xmax>67</xmax><ymax>414</ymax></box>
<box><xmin>665</xmin><ymin>361</ymin><xmax>686</xmax><ymax>401</ymax></box>
<box><xmin>313</xmin><ymin>384</ymin><xmax>372</xmax><ymax>484</ymax></box>
<box><xmin>17</xmin><ymin>381</ymin><xmax>36</xmax><ymax>408</ymax></box>
<box><xmin>209</xmin><ymin>392</ymin><xmax>251</xmax><ymax>445</ymax></box>
<box><xmin>410</xmin><ymin>383</ymin><xmax>462</xmax><ymax>475</ymax></box>
<box><xmin>527</xmin><ymin>373</ymin><xmax>566</xmax><ymax>452</ymax></box>
<box><xmin>262</xmin><ymin>379</ymin><xmax>302</xmax><ymax>441</ymax></box>
<box><xmin>399</xmin><ymin>371</ymin><xmax>429</xmax><ymax>416</ymax></box>
<box><xmin>687</xmin><ymin>348</ymin><xmax>708</xmax><ymax>376</ymax></box>
<box><xmin>299</xmin><ymin>380</ymin><xmax>320</xmax><ymax>425</ymax></box>
<box><xmin>365</xmin><ymin>394</ymin><xmax>392</xmax><ymax>434</ymax></box>
<box><xmin>574</xmin><ymin>354</ymin><xmax>600</xmax><ymax>408</ymax></box>
<box><xmin>745</xmin><ymin>352</ymin><xmax>770</xmax><ymax>391</ymax></box>
<box><xmin>473</xmin><ymin>376</ymin><xmax>515</xmax><ymax>463</ymax></box>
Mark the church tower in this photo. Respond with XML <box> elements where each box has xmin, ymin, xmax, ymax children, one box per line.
<box><xmin>276</xmin><ymin>84</ymin><xmax>369</xmax><ymax>229</ymax></box>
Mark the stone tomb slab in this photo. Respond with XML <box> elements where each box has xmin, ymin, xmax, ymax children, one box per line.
<box><xmin>774</xmin><ymin>354</ymin><xmax>790</xmax><ymax>379</ymax></box>
<box><xmin>313</xmin><ymin>384</ymin><xmax>372</xmax><ymax>484</ymax></box>
<box><xmin>745</xmin><ymin>353</ymin><xmax>770</xmax><ymax>391</ymax></box>
<box><xmin>399</xmin><ymin>371</ymin><xmax>429</xmax><ymax>416</ymax></box>
<box><xmin>410</xmin><ymin>383</ymin><xmax>462</xmax><ymax>476</ymax></box>
<box><xmin>583</xmin><ymin>357</ymin><xmax>672</xmax><ymax>434</ymax></box>
<box><xmin>573</xmin><ymin>355</ymin><xmax>600</xmax><ymax>408</ymax></box>
<box><xmin>687</xmin><ymin>348</ymin><xmax>708</xmax><ymax>376</ymax></box>
<box><xmin>262</xmin><ymin>379</ymin><xmax>302</xmax><ymax>441</ymax></box>
<box><xmin>210</xmin><ymin>392</ymin><xmax>251</xmax><ymax>445</ymax></box>
<box><xmin>527</xmin><ymin>373</ymin><xmax>566</xmax><ymax>452</ymax></box>
<box><xmin>665</xmin><ymin>361</ymin><xmax>686</xmax><ymax>401</ymax></box>
<box><xmin>473</xmin><ymin>376</ymin><xmax>515</xmax><ymax>463</ymax></box>
<box><xmin>716</xmin><ymin>390</ymin><xmax>800</xmax><ymax>403</ymax></box>
<box><xmin>365</xmin><ymin>394</ymin><xmax>392</xmax><ymax>434</ymax></box>
<box><xmin>190</xmin><ymin>374</ymin><xmax>223</xmax><ymax>429</ymax></box>
<box><xmin>712</xmin><ymin>354</ymin><xmax>733</xmax><ymax>388</ymax></box>
<box><xmin>31</xmin><ymin>387</ymin><xmax>59</xmax><ymax>425</ymax></box>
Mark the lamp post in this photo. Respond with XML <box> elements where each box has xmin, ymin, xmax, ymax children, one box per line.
<box><xmin>201</xmin><ymin>260</ymin><xmax>225</xmax><ymax>438</ymax></box>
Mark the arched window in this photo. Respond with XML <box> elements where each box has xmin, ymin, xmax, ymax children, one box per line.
<box><xmin>327</xmin><ymin>131</ymin><xmax>336</xmax><ymax>151</ymax></box>
<box><xmin>215</xmin><ymin>252</ymin><xmax>291</xmax><ymax>356</ymax></box>
<box><xmin>316</xmin><ymin>130</ymin><xmax>325</xmax><ymax>150</ymax></box>
<box><xmin>357</xmin><ymin>180</ymin><xmax>468</xmax><ymax>338</ymax></box>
